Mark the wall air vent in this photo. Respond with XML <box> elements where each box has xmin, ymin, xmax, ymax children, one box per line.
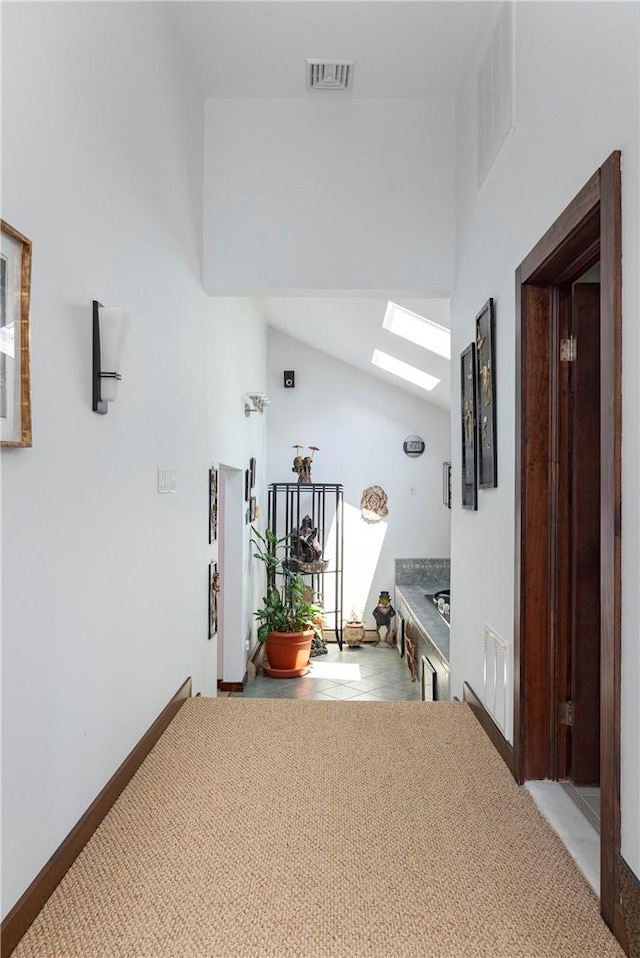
<box><xmin>483</xmin><ymin>626</ymin><xmax>509</xmax><ymax>732</ymax></box>
<box><xmin>306</xmin><ymin>59</ymin><xmax>355</xmax><ymax>92</ymax></box>
<box><xmin>477</xmin><ymin>1</ymin><xmax>515</xmax><ymax>190</ymax></box>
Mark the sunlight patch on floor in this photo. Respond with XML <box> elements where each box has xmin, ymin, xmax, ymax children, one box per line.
<box><xmin>308</xmin><ymin>662</ymin><xmax>361</xmax><ymax>681</ymax></box>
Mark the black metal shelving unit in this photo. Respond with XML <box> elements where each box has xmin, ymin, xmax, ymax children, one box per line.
<box><xmin>267</xmin><ymin>483</ymin><xmax>344</xmax><ymax>649</ymax></box>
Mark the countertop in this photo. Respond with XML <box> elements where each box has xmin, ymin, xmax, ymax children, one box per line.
<box><xmin>394</xmin><ymin>558</ymin><xmax>450</xmax><ymax>666</ymax></box>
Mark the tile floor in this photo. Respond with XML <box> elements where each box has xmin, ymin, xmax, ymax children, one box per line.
<box><xmin>526</xmin><ymin>780</ymin><xmax>600</xmax><ymax>895</ymax></box>
<box><xmin>562</xmin><ymin>782</ymin><xmax>601</xmax><ymax>832</ymax></box>
<box><xmin>239</xmin><ymin>640</ymin><xmax>421</xmax><ymax>701</ymax></box>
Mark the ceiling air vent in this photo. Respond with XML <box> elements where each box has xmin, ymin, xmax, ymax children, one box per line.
<box><xmin>477</xmin><ymin>1</ymin><xmax>515</xmax><ymax>190</ymax></box>
<box><xmin>306</xmin><ymin>59</ymin><xmax>355</xmax><ymax>92</ymax></box>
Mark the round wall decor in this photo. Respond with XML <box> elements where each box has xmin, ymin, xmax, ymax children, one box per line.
<box><xmin>403</xmin><ymin>435</ymin><xmax>426</xmax><ymax>457</ymax></box>
<box><xmin>360</xmin><ymin>485</ymin><xmax>389</xmax><ymax>522</ymax></box>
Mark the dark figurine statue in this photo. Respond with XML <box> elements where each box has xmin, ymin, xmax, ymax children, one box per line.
<box><xmin>298</xmin><ymin>456</ymin><xmax>312</xmax><ymax>484</ymax></box>
<box><xmin>372</xmin><ymin>590</ymin><xmax>396</xmax><ymax>646</ymax></box>
<box><xmin>292</xmin><ymin>445</ymin><xmax>318</xmax><ymax>484</ymax></box>
<box><xmin>291</xmin><ymin>515</ymin><xmax>323</xmax><ymax>564</ymax></box>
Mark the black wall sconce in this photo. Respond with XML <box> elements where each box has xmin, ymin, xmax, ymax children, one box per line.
<box><xmin>92</xmin><ymin>300</ymin><xmax>130</xmax><ymax>414</ymax></box>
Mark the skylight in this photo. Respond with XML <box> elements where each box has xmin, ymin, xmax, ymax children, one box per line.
<box><xmin>383</xmin><ymin>301</ymin><xmax>451</xmax><ymax>359</ymax></box>
<box><xmin>371</xmin><ymin>350</ymin><xmax>440</xmax><ymax>391</ymax></box>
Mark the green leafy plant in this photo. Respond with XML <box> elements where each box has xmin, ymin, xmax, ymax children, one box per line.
<box><xmin>251</xmin><ymin>527</ymin><xmax>323</xmax><ymax>643</ymax></box>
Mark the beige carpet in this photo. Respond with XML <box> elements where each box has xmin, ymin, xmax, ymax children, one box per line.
<box><xmin>14</xmin><ymin>699</ymin><xmax>623</xmax><ymax>957</ymax></box>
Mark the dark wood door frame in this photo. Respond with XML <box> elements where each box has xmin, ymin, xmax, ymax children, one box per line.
<box><xmin>514</xmin><ymin>152</ymin><xmax>622</xmax><ymax>937</ymax></box>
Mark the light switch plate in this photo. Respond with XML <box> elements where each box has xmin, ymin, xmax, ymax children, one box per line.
<box><xmin>157</xmin><ymin>469</ymin><xmax>176</xmax><ymax>494</ymax></box>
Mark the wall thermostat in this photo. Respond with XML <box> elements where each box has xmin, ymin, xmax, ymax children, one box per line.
<box><xmin>403</xmin><ymin>435</ymin><xmax>426</xmax><ymax>457</ymax></box>
<box><xmin>283</xmin><ymin>370</ymin><xmax>295</xmax><ymax>388</ymax></box>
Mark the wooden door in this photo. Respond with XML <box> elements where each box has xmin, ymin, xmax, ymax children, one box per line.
<box><xmin>569</xmin><ymin>283</ymin><xmax>601</xmax><ymax>785</ymax></box>
<box><xmin>515</xmin><ymin>152</ymin><xmax>622</xmax><ymax>937</ymax></box>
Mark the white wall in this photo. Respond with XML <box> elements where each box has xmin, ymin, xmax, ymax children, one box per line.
<box><xmin>267</xmin><ymin>330</ymin><xmax>451</xmax><ymax>629</ymax></box>
<box><xmin>450</xmin><ymin>1</ymin><xmax>639</xmax><ymax>872</ymax></box>
<box><xmin>0</xmin><ymin>4</ymin><xmax>267</xmax><ymax>916</ymax></box>
<box><xmin>201</xmin><ymin>298</ymin><xmax>269</xmax><ymax>692</ymax></box>
<box><xmin>203</xmin><ymin>98</ymin><xmax>455</xmax><ymax>294</ymax></box>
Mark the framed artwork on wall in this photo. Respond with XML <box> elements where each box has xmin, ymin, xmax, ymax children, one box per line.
<box><xmin>442</xmin><ymin>462</ymin><xmax>452</xmax><ymax>509</ymax></box>
<box><xmin>244</xmin><ymin>468</ymin><xmax>250</xmax><ymax>502</ymax></box>
<box><xmin>1</xmin><ymin>221</ymin><xmax>32</xmax><ymax>447</ymax></box>
<box><xmin>249</xmin><ymin>457</ymin><xmax>256</xmax><ymax>489</ymax></box>
<box><xmin>208</xmin><ymin>560</ymin><xmax>219</xmax><ymax>639</ymax></box>
<box><xmin>209</xmin><ymin>467</ymin><xmax>218</xmax><ymax>543</ymax></box>
<box><xmin>460</xmin><ymin>342</ymin><xmax>478</xmax><ymax>510</ymax></box>
<box><xmin>475</xmin><ymin>298</ymin><xmax>497</xmax><ymax>488</ymax></box>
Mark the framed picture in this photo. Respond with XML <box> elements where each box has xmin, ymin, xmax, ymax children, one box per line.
<box><xmin>208</xmin><ymin>561</ymin><xmax>219</xmax><ymax>639</ymax></box>
<box><xmin>1</xmin><ymin>221</ymin><xmax>32</xmax><ymax>447</ymax></box>
<box><xmin>250</xmin><ymin>496</ymin><xmax>257</xmax><ymax>522</ymax></box>
<box><xmin>209</xmin><ymin>467</ymin><xmax>218</xmax><ymax>543</ymax></box>
<box><xmin>442</xmin><ymin>462</ymin><xmax>452</xmax><ymax>509</ymax></box>
<box><xmin>475</xmin><ymin>298</ymin><xmax>497</xmax><ymax>488</ymax></box>
<box><xmin>460</xmin><ymin>342</ymin><xmax>478</xmax><ymax>510</ymax></box>
<box><xmin>244</xmin><ymin>468</ymin><xmax>250</xmax><ymax>502</ymax></box>
<box><xmin>249</xmin><ymin>457</ymin><xmax>256</xmax><ymax>489</ymax></box>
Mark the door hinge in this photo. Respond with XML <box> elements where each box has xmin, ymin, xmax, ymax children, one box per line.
<box><xmin>558</xmin><ymin>700</ymin><xmax>574</xmax><ymax>726</ymax></box>
<box><xmin>560</xmin><ymin>336</ymin><xmax>577</xmax><ymax>362</ymax></box>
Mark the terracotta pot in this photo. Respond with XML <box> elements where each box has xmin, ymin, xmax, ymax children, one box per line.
<box><xmin>265</xmin><ymin>629</ymin><xmax>314</xmax><ymax>671</ymax></box>
<box><xmin>344</xmin><ymin>621</ymin><xmax>366</xmax><ymax>647</ymax></box>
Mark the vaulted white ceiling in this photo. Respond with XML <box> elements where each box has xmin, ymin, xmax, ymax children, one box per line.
<box><xmin>172</xmin><ymin>1</ymin><xmax>490</xmax><ymax>100</ymax></box>
<box><xmin>263</xmin><ymin>295</ymin><xmax>452</xmax><ymax>409</ymax></box>
<box><xmin>172</xmin><ymin>1</ymin><xmax>493</xmax><ymax>410</ymax></box>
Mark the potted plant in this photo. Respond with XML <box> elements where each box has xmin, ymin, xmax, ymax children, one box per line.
<box><xmin>251</xmin><ymin>527</ymin><xmax>323</xmax><ymax>674</ymax></box>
